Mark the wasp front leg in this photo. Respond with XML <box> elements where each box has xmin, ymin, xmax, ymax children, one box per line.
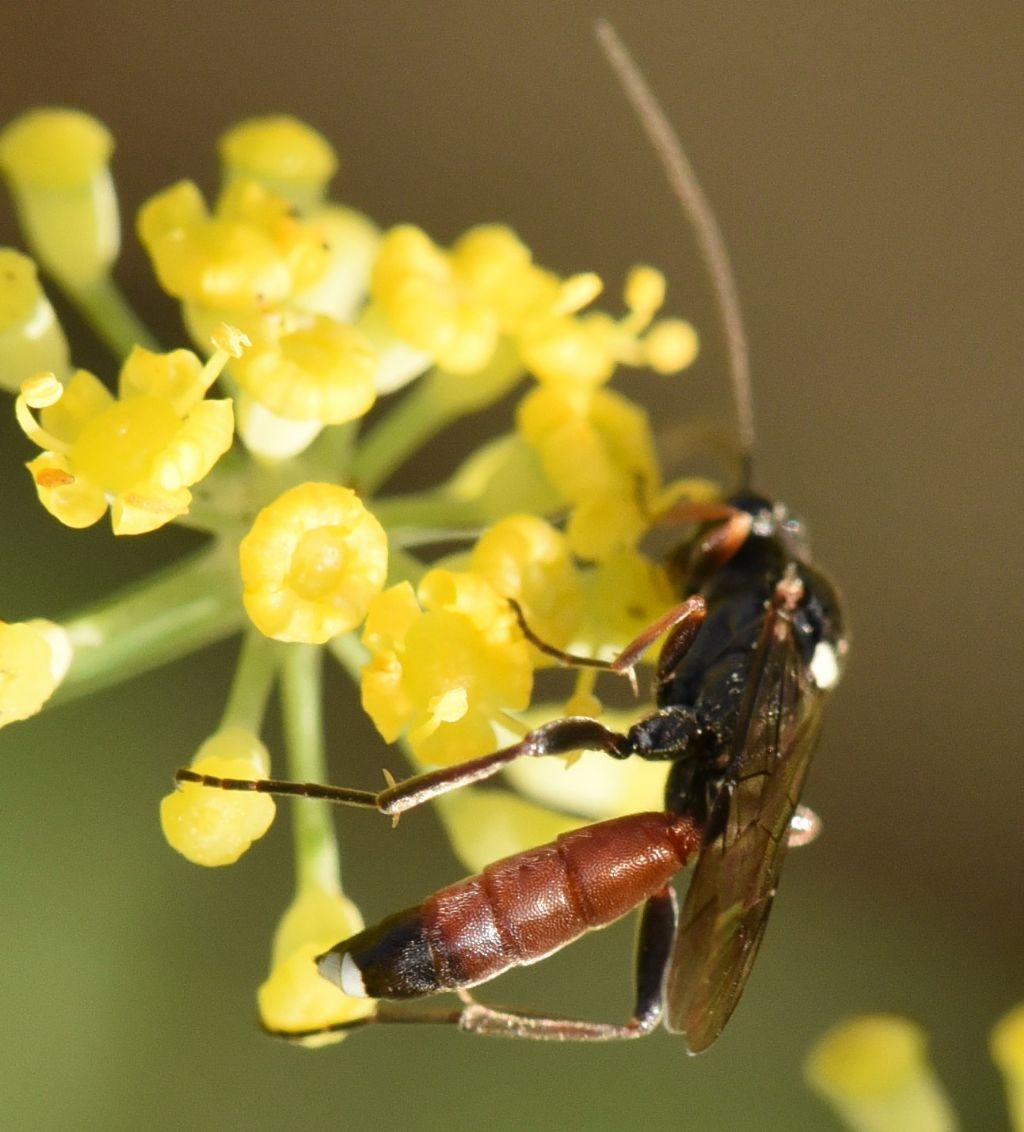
<box><xmin>510</xmin><ymin>594</ymin><xmax>706</xmax><ymax>691</ymax></box>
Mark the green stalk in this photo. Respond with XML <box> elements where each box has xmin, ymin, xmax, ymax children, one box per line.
<box><xmin>370</xmin><ymin>489</ymin><xmax>484</xmax><ymax>533</ymax></box>
<box><xmin>220</xmin><ymin>630</ymin><xmax>280</xmax><ymax>732</ymax></box>
<box><xmin>56</xmin><ymin>542</ymin><xmax>244</xmax><ymax>703</ymax></box>
<box><xmin>351</xmin><ymin>376</ymin><xmax>458</xmax><ymax>494</ymax></box>
<box><xmin>71</xmin><ymin>275</ymin><xmax>161</xmax><ymax>357</ymax></box>
<box><xmin>281</xmin><ymin>644</ymin><xmax>340</xmax><ymax>892</ymax></box>
<box><xmin>353</xmin><ymin>349</ymin><xmax>524</xmax><ymax>494</ymax></box>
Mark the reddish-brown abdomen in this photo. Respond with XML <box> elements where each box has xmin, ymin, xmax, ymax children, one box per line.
<box><xmin>423</xmin><ymin>810</ymin><xmax>700</xmax><ymax>990</ymax></box>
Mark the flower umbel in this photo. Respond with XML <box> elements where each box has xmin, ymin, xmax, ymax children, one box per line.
<box><xmin>1</xmin><ymin>107</ymin><xmax>701</xmax><ymax>1039</ymax></box>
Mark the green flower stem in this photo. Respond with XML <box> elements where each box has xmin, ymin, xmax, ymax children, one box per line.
<box><xmin>56</xmin><ymin>542</ymin><xmax>244</xmax><ymax>704</ymax></box>
<box><xmin>353</xmin><ymin>350</ymin><xmax>525</xmax><ymax>495</ymax></box>
<box><xmin>307</xmin><ymin>419</ymin><xmax>359</xmax><ymax>483</ymax></box>
<box><xmin>281</xmin><ymin>644</ymin><xmax>341</xmax><ymax>892</ymax></box>
<box><xmin>352</xmin><ymin>376</ymin><xmax>460</xmax><ymax>495</ymax></box>
<box><xmin>71</xmin><ymin>275</ymin><xmax>161</xmax><ymax>357</ymax></box>
<box><xmin>327</xmin><ymin>630</ymin><xmax>368</xmax><ymax>684</ymax></box>
<box><xmin>370</xmin><ymin>489</ymin><xmax>485</xmax><ymax>534</ymax></box>
<box><xmin>387</xmin><ymin>547</ymin><xmax>427</xmax><ymax>588</ymax></box>
<box><xmin>171</xmin><ymin>500</ymin><xmax>246</xmax><ymax>537</ymax></box>
<box><xmin>220</xmin><ymin>630</ymin><xmax>280</xmax><ymax>732</ymax></box>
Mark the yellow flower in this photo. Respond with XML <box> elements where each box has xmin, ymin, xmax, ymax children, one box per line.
<box><xmin>503</xmin><ymin>738</ymin><xmax>669</xmax><ymax>822</ymax></box>
<box><xmin>992</xmin><ymin>1003</ymin><xmax>1024</xmax><ymax>1132</ymax></box>
<box><xmin>360</xmin><ymin>571</ymin><xmax>532</xmax><ymax>766</ymax></box>
<box><xmin>0</xmin><ymin>248</ymin><xmax>70</xmax><ymax>391</ymax></box>
<box><xmin>516</xmin><ymin>383</ymin><xmax>660</xmax><ymax>558</ymax></box>
<box><xmin>0</xmin><ymin>108</ymin><xmax>118</xmax><ymax>288</ymax></box>
<box><xmin>0</xmin><ymin>618</ymin><xmax>71</xmax><ymax>728</ymax></box>
<box><xmin>137</xmin><ymin>178</ymin><xmax>328</xmax><ymax>312</ymax></box>
<box><xmin>467</xmin><ymin>514</ymin><xmax>583</xmax><ymax>659</ymax></box>
<box><xmin>16</xmin><ymin>330</ymin><xmax>239</xmax><ymax>535</ymax></box>
<box><xmin>576</xmin><ymin>548</ymin><xmax>676</xmax><ymax>657</ymax></box>
<box><xmin>518</xmin><ymin>264</ymin><xmax>697</xmax><ymax>388</ymax></box>
<box><xmin>160</xmin><ymin>727</ymin><xmax>275</xmax><ymax>867</ymax></box>
<box><xmin>370</xmin><ymin>224</ymin><xmax>503</xmax><ymax>375</ymax></box>
<box><xmin>294</xmin><ymin>204</ymin><xmax>380</xmax><ymax>324</ymax></box>
<box><xmin>218</xmin><ymin>115</ymin><xmax>338</xmax><ymax>210</ymax></box>
<box><xmin>230</xmin><ymin>312</ymin><xmax>377</xmax><ymax>424</ymax></box>
<box><xmin>258</xmin><ymin>886</ymin><xmax>376</xmax><ymax>1046</ymax></box>
<box><xmin>805</xmin><ymin>1015</ymin><xmax>957</xmax><ymax>1132</ymax></box>
<box><xmin>239</xmin><ymin>483</ymin><xmax>388</xmax><ymax>643</ymax></box>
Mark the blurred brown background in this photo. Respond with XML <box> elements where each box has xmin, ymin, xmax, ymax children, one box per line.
<box><xmin>1</xmin><ymin>3</ymin><xmax>1021</xmax><ymax>1129</ymax></box>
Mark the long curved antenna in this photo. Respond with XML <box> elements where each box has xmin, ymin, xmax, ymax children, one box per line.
<box><xmin>595</xmin><ymin>19</ymin><xmax>755</xmax><ymax>482</ymax></box>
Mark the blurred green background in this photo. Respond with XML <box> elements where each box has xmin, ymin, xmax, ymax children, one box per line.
<box><xmin>2</xmin><ymin>3</ymin><xmax>1021</xmax><ymax>1129</ymax></box>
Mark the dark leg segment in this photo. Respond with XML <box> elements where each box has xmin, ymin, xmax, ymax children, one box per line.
<box><xmin>510</xmin><ymin>595</ymin><xmax>706</xmax><ymax>689</ymax></box>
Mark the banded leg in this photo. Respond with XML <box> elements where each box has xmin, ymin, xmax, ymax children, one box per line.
<box><xmin>265</xmin><ymin>887</ymin><xmax>679</xmax><ymax>1044</ymax></box>
<box><xmin>176</xmin><ymin>714</ymin><xmax>634</xmax><ymax>818</ymax></box>
<box><xmin>511</xmin><ymin>594</ymin><xmax>706</xmax><ymax>692</ymax></box>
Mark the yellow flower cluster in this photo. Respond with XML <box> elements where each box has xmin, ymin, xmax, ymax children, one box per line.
<box><xmin>15</xmin><ymin>329</ymin><xmax>239</xmax><ymax>534</ymax></box>
<box><xmin>1</xmin><ymin>104</ymin><xmax>705</xmax><ymax>1040</ymax></box>
<box><xmin>371</xmin><ymin>224</ymin><xmax>697</xmax><ymax>391</ymax></box>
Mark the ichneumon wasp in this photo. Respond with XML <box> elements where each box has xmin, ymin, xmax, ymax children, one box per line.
<box><xmin>176</xmin><ymin>21</ymin><xmax>847</xmax><ymax>1053</ymax></box>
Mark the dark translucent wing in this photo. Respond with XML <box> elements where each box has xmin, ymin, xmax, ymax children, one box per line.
<box><xmin>665</xmin><ymin>596</ymin><xmax>826</xmax><ymax>1052</ymax></box>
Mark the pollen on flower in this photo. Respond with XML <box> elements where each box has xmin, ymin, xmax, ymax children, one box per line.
<box><xmin>360</xmin><ymin>571</ymin><xmax>532</xmax><ymax>766</ymax></box>
<box><xmin>21</xmin><ymin>370</ymin><xmax>63</xmax><ymax>408</ymax></box>
<box><xmin>160</xmin><ymin>727</ymin><xmax>275</xmax><ymax>867</ymax></box>
<box><xmin>623</xmin><ymin>265</ymin><xmax>665</xmax><ymax>318</ymax></box>
<box><xmin>239</xmin><ymin>483</ymin><xmax>388</xmax><ymax>643</ymax></box>
<box><xmin>642</xmin><ymin>317</ymin><xmax>699</xmax><ymax>373</ymax></box>
<box><xmin>211</xmin><ymin>321</ymin><xmax>250</xmax><ymax>358</ymax></box>
<box><xmin>554</xmin><ymin>272</ymin><xmax>604</xmax><ymax>316</ymax></box>
<box><xmin>0</xmin><ymin>618</ymin><xmax>71</xmax><ymax>728</ymax></box>
<box><xmin>17</xmin><ymin>343</ymin><xmax>235</xmax><ymax>535</ymax></box>
<box><xmin>258</xmin><ymin>887</ymin><xmax>375</xmax><ymax>1046</ymax></box>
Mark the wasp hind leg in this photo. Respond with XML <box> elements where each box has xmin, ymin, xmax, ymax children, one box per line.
<box><xmin>265</xmin><ymin>887</ymin><xmax>678</xmax><ymax>1044</ymax></box>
